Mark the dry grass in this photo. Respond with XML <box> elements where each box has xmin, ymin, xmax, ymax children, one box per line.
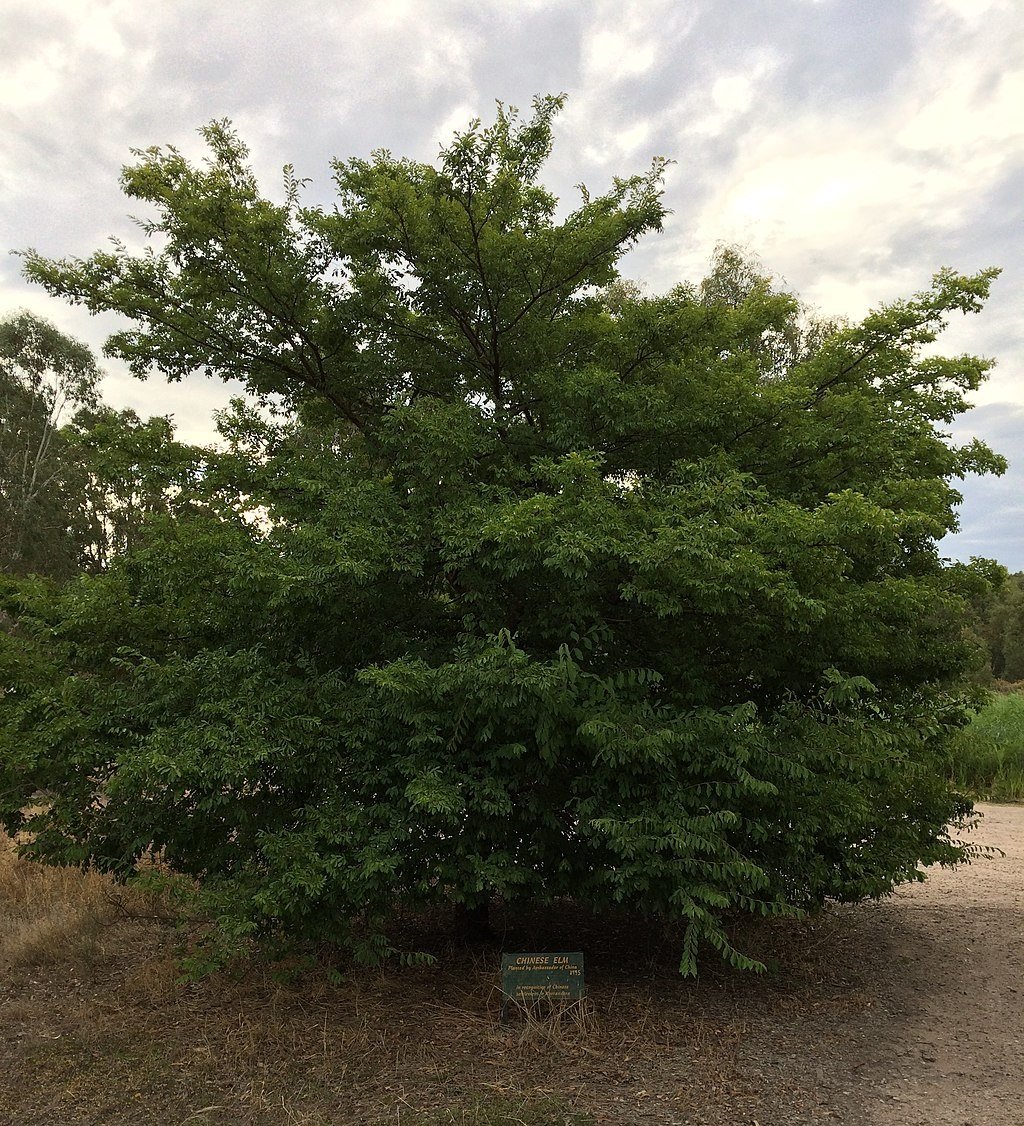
<box><xmin>0</xmin><ymin>829</ymin><xmax>887</xmax><ymax>1124</ymax></box>
<box><xmin>0</xmin><ymin>816</ymin><xmax>184</xmax><ymax>968</ymax></box>
<box><xmin>0</xmin><ymin>828</ymin><xmax>119</xmax><ymax>968</ymax></box>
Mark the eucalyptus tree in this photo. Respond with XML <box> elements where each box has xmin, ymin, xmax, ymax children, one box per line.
<box><xmin>0</xmin><ymin>312</ymin><xmax>100</xmax><ymax>577</ymax></box>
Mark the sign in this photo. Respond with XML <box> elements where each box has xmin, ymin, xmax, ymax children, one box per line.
<box><xmin>500</xmin><ymin>952</ymin><xmax>584</xmax><ymax>1019</ymax></box>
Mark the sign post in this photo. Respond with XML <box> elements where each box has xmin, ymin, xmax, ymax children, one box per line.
<box><xmin>500</xmin><ymin>952</ymin><xmax>585</xmax><ymax>1022</ymax></box>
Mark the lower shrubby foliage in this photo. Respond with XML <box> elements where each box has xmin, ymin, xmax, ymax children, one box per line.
<box><xmin>0</xmin><ymin>98</ymin><xmax>1006</xmax><ymax>974</ymax></box>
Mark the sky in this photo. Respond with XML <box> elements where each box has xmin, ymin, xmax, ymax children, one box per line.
<box><xmin>1</xmin><ymin>0</ymin><xmax>1022</xmax><ymax>567</ymax></box>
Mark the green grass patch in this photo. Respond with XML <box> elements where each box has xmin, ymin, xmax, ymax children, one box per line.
<box><xmin>948</xmin><ymin>691</ymin><xmax>1024</xmax><ymax>801</ymax></box>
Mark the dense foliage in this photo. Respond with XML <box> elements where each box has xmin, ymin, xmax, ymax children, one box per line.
<box><xmin>973</xmin><ymin>572</ymin><xmax>1024</xmax><ymax>682</ymax></box>
<box><xmin>1</xmin><ymin>98</ymin><xmax>1006</xmax><ymax>972</ymax></box>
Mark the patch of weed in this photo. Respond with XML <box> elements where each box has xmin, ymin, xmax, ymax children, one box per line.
<box><xmin>947</xmin><ymin>691</ymin><xmax>1024</xmax><ymax>801</ymax></box>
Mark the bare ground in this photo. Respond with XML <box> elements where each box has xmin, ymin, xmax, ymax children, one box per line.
<box><xmin>849</xmin><ymin>802</ymin><xmax>1024</xmax><ymax>1126</ymax></box>
<box><xmin>0</xmin><ymin>804</ymin><xmax>1021</xmax><ymax>1125</ymax></box>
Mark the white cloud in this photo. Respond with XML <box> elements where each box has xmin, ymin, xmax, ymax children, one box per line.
<box><xmin>583</xmin><ymin>29</ymin><xmax>657</xmax><ymax>82</ymax></box>
<box><xmin>667</xmin><ymin>1</ymin><xmax>1023</xmax><ymax>323</ymax></box>
<box><xmin>929</xmin><ymin>0</ymin><xmax>1009</xmax><ymax>22</ymax></box>
<box><xmin>686</xmin><ymin>53</ymin><xmax>781</xmax><ymax>138</ymax></box>
<box><xmin>0</xmin><ymin>41</ymin><xmax>68</xmax><ymax>109</ymax></box>
<box><xmin>1</xmin><ymin>0</ymin><xmax>1022</xmax><ymax>560</ymax></box>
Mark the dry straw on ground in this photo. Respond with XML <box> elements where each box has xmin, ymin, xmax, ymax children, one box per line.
<box><xmin>3</xmin><ymin>807</ymin><xmax>1023</xmax><ymax>1124</ymax></box>
<box><xmin>0</xmin><ymin>828</ymin><xmax>113</xmax><ymax>967</ymax></box>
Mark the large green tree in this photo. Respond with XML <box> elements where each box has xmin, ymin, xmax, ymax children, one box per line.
<box><xmin>1</xmin><ymin>98</ymin><xmax>1005</xmax><ymax>972</ymax></box>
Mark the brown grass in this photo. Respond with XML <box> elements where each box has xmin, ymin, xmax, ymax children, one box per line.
<box><xmin>0</xmin><ymin>828</ymin><xmax>885</xmax><ymax>1124</ymax></box>
<box><xmin>0</xmin><ymin>828</ymin><xmax>116</xmax><ymax>967</ymax></box>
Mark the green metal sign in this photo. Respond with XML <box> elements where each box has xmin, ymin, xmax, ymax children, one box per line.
<box><xmin>500</xmin><ymin>952</ymin><xmax>585</xmax><ymax>1018</ymax></box>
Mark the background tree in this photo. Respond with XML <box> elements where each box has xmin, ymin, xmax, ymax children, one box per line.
<box><xmin>974</xmin><ymin>572</ymin><xmax>1024</xmax><ymax>682</ymax></box>
<box><xmin>0</xmin><ymin>312</ymin><xmax>204</xmax><ymax>579</ymax></box>
<box><xmin>2</xmin><ymin>98</ymin><xmax>1005</xmax><ymax>973</ymax></box>
<box><xmin>70</xmin><ymin>406</ymin><xmax>205</xmax><ymax>570</ymax></box>
<box><xmin>0</xmin><ymin>312</ymin><xmax>100</xmax><ymax>577</ymax></box>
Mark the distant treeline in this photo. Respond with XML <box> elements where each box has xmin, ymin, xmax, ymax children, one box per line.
<box><xmin>972</xmin><ymin>572</ymin><xmax>1024</xmax><ymax>684</ymax></box>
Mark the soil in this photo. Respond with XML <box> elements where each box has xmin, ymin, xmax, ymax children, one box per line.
<box><xmin>842</xmin><ymin>801</ymin><xmax>1024</xmax><ymax>1126</ymax></box>
<box><xmin>1</xmin><ymin>803</ymin><xmax>1021</xmax><ymax>1125</ymax></box>
<box><xmin>664</xmin><ymin>800</ymin><xmax>1024</xmax><ymax>1126</ymax></box>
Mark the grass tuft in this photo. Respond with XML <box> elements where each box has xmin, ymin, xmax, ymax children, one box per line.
<box><xmin>0</xmin><ymin>827</ymin><xmax>172</xmax><ymax>969</ymax></box>
<box><xmin>0</xmin><ymin>829</ymin><xmax>114</xmax><ymax>967</ymax></box>
<box><xmin>500</xmin><ymin>998</ymin><xmax>597</xmax><ymax>1051</ymax></box>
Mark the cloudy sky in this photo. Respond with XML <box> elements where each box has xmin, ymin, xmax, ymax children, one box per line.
<box><xmin>2</xmin><ymin>0</ymin><xmax>1022</xmax><ymax>566</ymax></box>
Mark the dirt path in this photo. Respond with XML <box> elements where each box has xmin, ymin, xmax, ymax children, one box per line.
<box><xmin>2</xmin><ymin>805</ymin><xmax>1021</xmax><ymax>1124</ymax></box>
<box><xmin>710</xmin><ymin>801</ymin><xmax>1024</xmax><ymax>1126</ymax></box>
<box><xmin>644</xmin><ymin>802</ymin><xmax>1024</xmax><ymax>1125</ymax></box>
<box><xmin>852</xmin><ymin>802</ymin><xmax>1024</xmax><ymax>1125</ymax></box>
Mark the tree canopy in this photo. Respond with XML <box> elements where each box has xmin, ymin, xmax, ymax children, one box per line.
<box><xmin>1</xmin><ymin>97</ymin><xmax>1006</xmax><ymax>973</ymax></box>
<box><xmin>0</xmin><ymin>311</ymin><xmax>203</xmax><ymax>579</ymax></box>
<box><xmin>972</xmin><ymin>572</ymin><xmax>1024</xmax><ymax>683</ymax></box>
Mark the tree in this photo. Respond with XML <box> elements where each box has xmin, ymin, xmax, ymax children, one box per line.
<box><xmin>974</xmin><ymin>572</ymin><xmax>1024</xmax><ymax>682</ymax></box>
<box><xmin>0</xmin><ymin>311</ymin><xmax>101</xmax><ymax>577</ymax></box>
<box><xmin>2</xmin><ymin>98</ymin><xmax>1005</xmax><ymax>973</ymax></box>
<box><xmin>69</xmin><ymin>406</ymin><xmax>206</xmax><ymax>571</ymax></box>
<box><xmin>0</xmin><ymin>313</ymin><xmax>204</xmax><ymax>579</ymax></box>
